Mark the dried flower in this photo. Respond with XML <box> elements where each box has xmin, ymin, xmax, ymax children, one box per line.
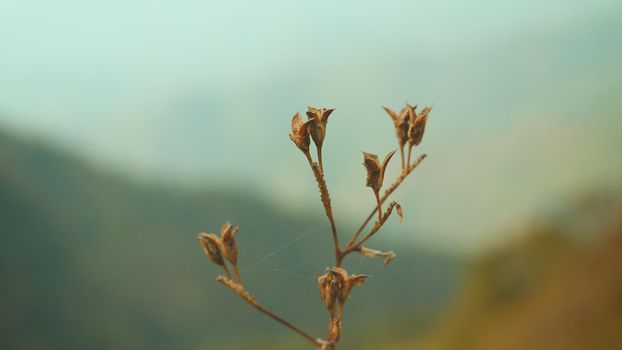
<box><xmin>318</xmin><ymin>267</ymin><xmax>368</xmax><ymax>309</ymax></box>
<box><xmin>306</xmin><ymin>106</ymin><xmax>335</xmax><ymax>172</ymax></box>
<box><xmin>197</xmin><ymin>233</ymin><xmax>224</xmax><ymax>266</ymax></box>
<box><xmin>383</xmin><ymin>106</ymin><xmax>409</xmax><ymax>147</ymax></box>
<box><xmin>318</xmin><ymin>270</ymin><xmax>343</xmax><ymax>311</ymax></box>
<box><xmin>289</xmin><ymin>112</ymin><xmax>313</xmax><ymax>154</ymax></box>
<box><xmin>220</xmin><ymin>222</ymin><xmax>239</xmax><ymax>264</ymax></box>
<box><xmin>383</xmin><ymin>106</ymin><xmax>410</xmax><ymax>169</ymax></box>
<box><xmin>407</xmin><ymin>105</ymin><xmax>431</xmax><ymax>147</ymax></box>
<box><xmin>362</xmin><ymin>150</ymin><xmax>396</xmax><ymax>193</ymax></box>
<box><xmin>306</xmin><ymin>106</ymin><xmax>335</xmax><ymax>150</ymax></box>
<box><xmin>363</xmin><ymin>150</ymin><xmax>396</xmax><ymax>220</ymax></box>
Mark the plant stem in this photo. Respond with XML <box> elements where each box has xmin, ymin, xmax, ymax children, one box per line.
<box><xmin>221</xmin><ymin>265</ymin><xmax>232</xmax><ymax>280</ymax></box>
<box><xmin>305</xmin><ymin>150</ymin><xmax>314</xmax><ymax>168</ymax></box>
<box><xmin>251</xmin><ymin>300</ymin><xmax>322</xmax><ymax>347</ymax></box>
<box><xmin>217</xmin><ymin>277</ymin><xmax>323</xmax><ymax>348</ymax></box>
<box><xmin>306</xmin><ymin>155</ymin><xmax>341</xmax><ymax>265</ymax></box>
<box><xmin>233</xmin><ymin>264</ymin><xmax>242</xmax><ymax>285</ymax></box>
<box><xmin>374</xmin><ymin>191</ymin><xmax>382</xmax><ymax>221</ymax></box>
<box><xmin>399</xmin><ymin>144</ymin><xmax>405</xmax><ymax>170</ymax></box>
<box><xmin>344</xmin><ymin>154</ymin><xmax>427</xmax><ymax>252</ymax></box>
<box><xmin>317</xmin><ymin>146</ymin><xmax>324</xmax><ymax>174</ymax></box>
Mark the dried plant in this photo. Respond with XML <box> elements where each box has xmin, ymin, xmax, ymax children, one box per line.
<box><xmin>197</xmin><ymin>103</ymin><xmax>432</xmax><ymax>349</ymax></box>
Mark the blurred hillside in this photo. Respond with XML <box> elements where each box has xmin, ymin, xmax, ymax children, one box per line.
<box><xmin>381</xmin><ymin>193</ymin><xmax>622</xmax><ymax>350</ymax></box>
<box><xmin>0</xmin><ymin>129</ymin><xmax>460</xmax><ymax>349</ymax></box>
<box><xmin>2</xmin><ymin>2</ymin><xmax>621</xmax><ymax>251</ymax></box>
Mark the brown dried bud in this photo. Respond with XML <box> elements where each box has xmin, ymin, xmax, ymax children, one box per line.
<box><xmin>220</xmin><ymin>222</ymin><xmax>239</xmax><ymax>264</ymax></box>
<box><xmin>383</xmin><ymin>106</ymin><xmax>410</xmax><ymax>148</ymax></box>
<box><xmin>197</xmin><ymin>233</ymin><xmax>224</xmax><ymax>266</ymax></box>
<box><xmin>289</xmin><ymin>112</ymin><xmax>312</xmax><ymax>153</ymax></box>
<box><xmin>305</xmin><ymin>106</ymin><xmax>334</xmax><ymax>150</ymax></box>
<box><xmin>329</xmin><ymin>267</ymin><xmax>349</xmax><ymax>305</ymax></box>
<box><xmin>362</xmin><ymin>150</ymin><xmax>396</xmax><ymax>193</ymax></box>
<box><xmin>319</xmin><ymin>267</ymin><xmax>368</xmax><ymax>307</ymax></box>
<box><xmin>318</xmin><ymin>270</ymin><xmax>341</xmax><ymax>310</ymax></box>
<box><xmin>407</xmin><ymin>105</ymin><xmax>431</xmax><ymax>147</ymax></box>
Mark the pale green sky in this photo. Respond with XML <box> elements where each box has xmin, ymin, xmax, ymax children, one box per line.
<box><xmin>1</xmin><ymin>1</ymin><xmax>621</xmax><ymax>251</ymax></box>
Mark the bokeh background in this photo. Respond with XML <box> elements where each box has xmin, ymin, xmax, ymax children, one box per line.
<box><xmin>1</xmin><ymin>1</ymin><xmax>621</xmax><ymax>349</ymax></box>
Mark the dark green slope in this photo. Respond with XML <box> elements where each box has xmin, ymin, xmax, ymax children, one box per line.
<box><xmin>0</xmin><ymin>130</ymin><xmax>460</xmax><ymax>349</ymax></box>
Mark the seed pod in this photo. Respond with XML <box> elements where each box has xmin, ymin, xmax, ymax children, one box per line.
<box><xmin>329</xmin><ymin>267</ymin><xmax>349</xmax><ymax>305</ymax></box>
<box><xmin>306</xmin><ymin>106</ymin><xmax>334</xmax><ymax>150</ymax></box>
<box><xmin>321</xmin><ymin>267</ymin><xmax>368</xmax><ymax>306</ymax></box>
<box><xmin>318</xmin><ymin>272</ymin><xmax>338</xmax><ymax>310</ymax></box>
<box><xmin>362</xmin><ymin>150</ymin><xmax>396</xmax><ymax>193</ymax></box>
<box><xmin>383</xmin><ymin>106</ymin><xmax>409</xmax><ymax>149</ymax></box>
<box><xmin>197</xmin><ymin>233</ymin><xmax>224</xmax><ymax>266</ymax></box>
<box><xmin>289</xmin><ymin>112</ymin><xmax>313</xmax><ymax>153</ymax></box>
<box><xmin>407</xmin><ymin>105</ymin><xmax>431</xmax><ymax>147</ymax></box>
<box><xmin>220</xmin><ymin>222</ymin><xmax>239</xmax><ymax>264</ymax></box>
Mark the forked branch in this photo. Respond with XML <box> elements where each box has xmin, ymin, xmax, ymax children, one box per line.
<box><xmin>217</xmin><ymin>276</ymin><xmax>324</xmax><ymax>347</ymax></box>
<box><xmin>345</xmin><ymin>153</ymin><xmax>427</xmax><ymax>250</ymax></box>
<box><xmin>308</xmin><ymin>157</ymin><xmax>341</xmax><ymax>264</ymax></box>
<box><xmin>198</xmin><ymin>102</ymin><xmax>432</xmax><ymax>349</ymax></box>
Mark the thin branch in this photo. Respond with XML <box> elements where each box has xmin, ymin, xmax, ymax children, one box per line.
<box><xmin>221</xmin><ymin>265</ymin><xmax>232</xmax><ymax>280</ymax></box>
<box><xmin>345</xmin><ymin>154</ymin><xmax>427</xmax><ymax>249</ymax></box>
<box><xmin>347</xmin><ymin>201</ymin><xmax>402</xmax><ymax>252</ymax></box>
<box><xmin>304</xmin><ymin>151</ymin><xmax>314</xmax><ymax>169</ymax></box>
<box><xmin>217</xmin><ymin>276</ymin><xmax>324</xmax><ymax>347</ymax></box>
<box><xmin>317</xmin><ymin>146</ymin><xmax>324</xmax><ymax>174</ymax></box>
<box><xmin>374</xmin><ymin>191</ymin><xmax>382</xmax><ymax>221</ymax></box>
<box><xmin>232</xmin><ymin>264</ymin><xmax>242</xmax><ymax>285</ymax></box>
<box><xmin>399</xmin><ymin>144</ymin><xmax>405</xmax><ymax>170</ymax></box>
<box><xmin>307</xmin><ymin>156</ymin><xmax>341</xmax><ymax>264</ymax></box>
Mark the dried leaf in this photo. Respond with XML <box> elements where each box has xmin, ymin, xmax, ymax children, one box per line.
<box><xmin>395</xmin><ymin>203</ymin><xmax>403</xmax><ymax>222</ymax></box>
<box><xmin>383</xmin><ymin>251</ymin><xmax>396</xmax><ymax>267</ymax></box>
<box><xmin>359</xmin><ymin>247</ymin><xmax>397</xmax><ymax>267</ymax></box>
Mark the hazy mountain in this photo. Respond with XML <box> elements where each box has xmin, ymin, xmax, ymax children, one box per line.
<box><xmin>0</xmin><ymin>129</ymin><xmax>460</xmax><ymax>349</ymax></box>
<box><xmin>377</xmin><ymin>195</ymin><xmax>622</xmax><ymax>350</ymax></box>
<box><xmin>1</xmin><ymin>7</ymin><xmax>621</xmax><ymax>251</ymax></box>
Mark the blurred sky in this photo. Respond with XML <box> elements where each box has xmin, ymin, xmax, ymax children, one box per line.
<box><xmin>1</xmin><ymin>0</ymin><xmax>621</xmax><ymax>252</ymax></box>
